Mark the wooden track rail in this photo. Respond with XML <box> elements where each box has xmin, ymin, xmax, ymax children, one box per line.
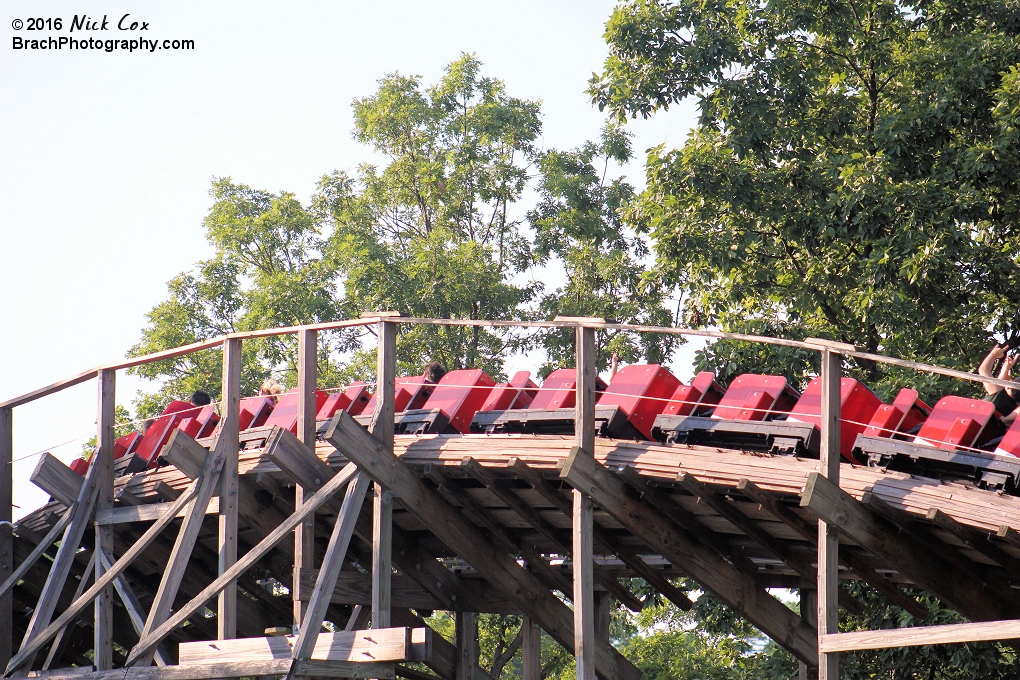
<box><xmin>3</xmin><ymin>315</ymin><xmax>1020</xmax><ymax>680</ymax></box>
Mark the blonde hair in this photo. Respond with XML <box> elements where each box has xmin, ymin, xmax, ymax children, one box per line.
<box><xmin>260</xmin><ymin>378</ymin><xmax>283</xmax><ymax>396</ymax></box>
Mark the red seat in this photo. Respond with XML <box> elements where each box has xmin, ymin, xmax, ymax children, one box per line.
<box><xmin>134</xmin><ymin>400</ymin><xmax>201</xmax><ymax>467</ymax></box>
<box><xmin>862</xmin><ymin>389</ymin><xmax>931</xmax><ymax>439</ymax></box>
<box><xmin>711</xmin><ymin>375</ymin><xmax>799</xmax><ymax>421</ymax></box>
<box><xmin>239</xmin><ymin>396</ymin><xmax>275</xmax><ymax>431</ymax></box>
<box><xmin>342</xmin><ymin>382</ymin><xmax>372</xmax><ymax>416</ymax></box>
<box><xmin>914</xmin><ymin>396</ymin><xmax>998</xmax><ymax>451</ymax></box>
<box><xmin>479</xmin><ymin>371</ymin><xmax>538</xmax><ymax>412</ymax></box>
<box><xmin>530</xmin><ymin>369</ymin><xmax>608</xmax><ymax>411</ymax></box>
<box><xmin>787</xmin><ymin>377</ymin><xmax>883</xmax><ymax>459</ymax></box>
<box><xmin>179</xmin><ymin>405</ymin><xmax>220</xmax><ymax>440</ymax></box>
<box><xmin>598</xmin><ymin>364</ymin><xmax>682</xmax><ymax>440</ymax></box>
<box><xmin>662</xmin><ymin>372</ymin><xmax>725</xmax><ymax>417</ymax></box>
<box><xmin>419</xmin><ymin>369</ymin><xmax>497</xmax><ymax>434</ymax></box>
<box><xmin>317</xmin><ymin>391</ymin><xmax>352</xmax><ymax>421</ymax></box>
<box><xmin>113</xmin><ymin>431</ymin><xmax>142</xmax><ymax>460</ymax></box>
<box><xmin>995</xmin><ymin>420</ymin><xmax>1020</xmax><ymax>458</ymax></box>
<box><xmin>263</xmin><ymin>389</ymin><xmax>328</xmax><ymax>434</ymax></box>
<box><xmin>363</xmin><ymin>377</ymin><xmax>433</xmax><ymax>414</ymax></box>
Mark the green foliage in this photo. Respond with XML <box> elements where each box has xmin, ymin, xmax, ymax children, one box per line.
<box><xmin>591</xmin><ymin>0</ymin><xmax>1020</xmax><ymax>401</ymax></box>
<box><xmin>79</xmin><ymin>404</ymin><xmax>135</xmax><ymax>459</ymax></box>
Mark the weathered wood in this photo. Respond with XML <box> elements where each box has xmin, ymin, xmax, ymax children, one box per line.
<box><xmin>0</xmin><ymin>407</ymin><xmax>11</xmax><ymax>670</ymax></box>
<box><xmin>132</xmin><ymin>431</ymin><xmax>226</xmax><ymax>667</ymax></box>
<box><xmin>43</xmin><ymin>552</ymin><xmax>95</xmax><ymax>670</ymax></box>
<box><xmin>372</xmin><ymin>319</ymin><xmax>397</xmax><ymax>631</ymax></box>
<box><xmin>294</xmin><ymin>328</ymin><xmax>317</xmax><ymax>627</ymax></box>
<box><xmin>455</xmin><ymin>612</ymin><xmax>477</xmax><ymax>680</ymax></box>
<box><xmin>96</xmin><ymin>551</ymin><xmax>172</xmax><ymax>667</ymax></box>
<box><xmin>574</xmin><ymin>324</ymin><xmax>597</xmax><ymax>680</ymax></box>
<box><xmin>124</xmin><ymin>448</ymin><xmax>360</xmax><ymax>666</ymax></box>
<box><xmin>0</xmin><ymin>512</ymin><xmax>72</xmax><ymax>598</ymax></box>
<box><xmin>737</xmin><ymin>478</ymin><xmax>929</xmax><ymax>621</ymax></box>
<box><xmin>293</xmin><ymin>473</ymin><xmax>371</xmax><ymax>661</ymax></box>
<box><xmin>179</xmin><ymin>627</ymin><xmax>413</xmax><ymax>664</ymax></box>
<box><xmin>25</xmin><ymin>660</ymin><xmax>395</xmax><ymax>680</ymax></box>
<box><xmin>219</xmin><ymin>337</ymin><xmax>242</xmax><ymax>639</ymax></box>
<box><xmin>94</xmin><ymin>368</ymin><xmax>116</xmax><ymax>671</ymax></box>
<box><xmin>15</xmin><ymin>457</ymin><xmax>103</xmax><ymax>673</ymax></box>
<box><xmin>325</xmin><ymin>412</ymin><xmax>642</xmax><ymax>680</ymax></box>
<box><xmin>30</xmin><ymin>452</ymin><xmax>86</xmax><ymax>508</ymax></box>
<box><xmin>817</xmin><ymin>349</ymin><xmax>840</xmax><ymax>680</ymax></box>
<box><xmin>460</xmin><ymin>459</ymin><xmax>642</xmax><ymax>612</ymax></box>
<box><xmin>819</xmin><ymin>618</ymin><xmax>1020</xmax><ymax>652</ymax></box>
<box><xmin>96</xmin><ymin>498</ymin><xmax>220</xmax><ymax>525</ymax></box>
<box><xmin>0</xmin><ymin>368</ymin><xmax>97</xmax><ymax>410</ymax></box>
<box><xmin>560</xmin><ymin>448</ymin><xmax>817</xmax><ymax>666</ymax></box>
<box><xmin>4</xmin><ymin>478</ymin><xmax>201</xmax><ymax>674</ymax></box>
<box><xmin>800</xmin><ymin>472</ymin><xmax>1017</xmax><ymax>622</ymax></box>
<box><xmin>522</xmin><ymin>616</ymin><xmax>541</xmax><ymax>680</ymax></box>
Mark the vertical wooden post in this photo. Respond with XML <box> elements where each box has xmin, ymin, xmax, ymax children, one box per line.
<box><xmin>371</xmin><ymin>318</ymin><xmax>396</xmax><ymax>630</ymax></box>
<box><xmin>800</xmin><ymin>582</ymin><xmax>818</xmax><ymax>680</ymax></box>
<box><xmin>522</xmin><ymin>615</ymin><xmax>541</xmax><ymax>680</ymax></box>
<box><xmin>94</xmin><ymin>369</ymin><xmax>115</xmax><ymax>670</ymax></box>
<box><xmin>594</xmin><ymin>590</ymin><xmax>611</xmax><ymax>652</ymax></box>
<box><xmin>218</xmin><ymin>338</ymin><xmax>242</xmax><ymax>640</ymax></box>
<box><xmin>573</xmin><ymin>324</ymin><xmax>596</xmax><ymax>680</ymax></box>
<box><xmin>294</xmin><ymin>329</ymin><xmax>317</xmax><ymax>629</ymax></box>
<box><xmin>817</xmin><ymin>348</ymin><xmax>841</xmax><ymax>680</ymax></box>
<box><xmin>455</xmin><ymin>611</ymin><xmax>477</xmax><ymax>680</ymax></box>
<box><xmin>0</xmin><ymin>407</ymin><xmax>12</xmax><ymax>670</ymax></box>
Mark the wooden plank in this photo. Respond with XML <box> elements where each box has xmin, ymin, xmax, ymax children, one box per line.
<box><xmin>94</xmin><ymin>368</ymin><xmax>116</xmax><ymax>671</ymax></box>
<box><xmin>560</xmin><ymin>447</ymin><xmax>817</xmax><ymax>666</ymax></box>
<box><xmin>15</xmin><ymin>457</ymin><xmax>103</xmax><ymax>673</ymax></box>
<box><xmin>132</xmin><ymin>431</ymin><xmax>226</xmax><ymax>667</ymax></box>
<box><xmin>819</xmin><ymin>618</ymin><xmax>1020</xmax><ymax>652</ymax></box>
<box><xmin>42</xmin><ymin>552</ymin><xmax>95</xmax><ymax>670</ymax></box>
<box><xmin>817</xmin><ymin>348</ymin><xmax>840</xmax><ymax>680</ymax></box>
<box><xmin>800</xmin><ymin>472</ymin><xmax>1018</xmax><ymax>622</ymax></box>
<box><xmin>123</xmin><ymin>454</ymin><xmax>360</xmax><ymax>666</ymax></box>
<box><xmin>294</xmin><ymin>328</ymin><xmax>317</xmax><ymax>627</ymax></box>
<box><xmin>96</xmin><ymin>497</ymin><xmax>220</xmax><ymax>525</ymax></box>
<box><xmin>929</xmin><ymin>508</ymin><xmax>1020</xmax><ymax>577</ymax></box>
<box><xmin>4</xmin><ymin>478</ymin><xmax>201</xmax><ymax>674</ymax></box>
<box><xmin>574</xmin><ymin>324</ymin><xmax>597</xmax><ymax>680</ymax></box>
<box><xmin>219</xmin><ymin>337</ymin><xmax>242</xmax><ymax>640</ymax></box>
<box><xmin>26</xmin><ymin>659</ymin><xmax>395</xmax><ymax>680</ymax></box>
<box><xmin>455</xmin><ymin>612</ymin><xmax>477</xmax><ymax>680</ymax></box>
<box><xmin>179</xmin><ymin>627</ymin><xmax>413</xmax><ymax>664</ymax></box>
<box><xmin>0</xmin><ymin>512</ymin><xmax>72</xmax><ymax>598</ymax></box>
<box><xmin>31</xmin><ymin>452</ymin><xmax>86</xmax><ymax>508</ymax></box>
<box><xmin>293</xmin><ymin>473</ymin><xmax>371</xmax><ymax>660</ymax></box>
<box><xmin>372</xmin><ymin>319</ymin><xmax>397</xmax><ymax>630</ymax></box>
<box><xmin>0</xmin><ymin>368</ymin><xmax>97</xmax><ymax>410</ymax></box>
<box><xmin>0</xmin><ymin>407</ymin><xmax>11</xmax><ymax>670</ymax></box>
<box><xmin>325</xmin><ymin>412</ymin><xmax>642</xmax><ymax>680</ymax></box>
<box><xmin>97</xmin><ymin>551</ymin><xmax>172</xmax><ymax>667</ymax></box>
<box><xmin>522</xmin><ymin>616</ymin><xmax>541</xmax><ymax>680</ymax></box>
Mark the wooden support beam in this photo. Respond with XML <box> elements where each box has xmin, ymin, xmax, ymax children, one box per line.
<box><xmin>294</xmin><ymin>329</ymin><xmax>317</xmax><ymax>628</ymax></box>
<box><xmin>816</xmin><ymin>348</ymin><xmax>840</xmax><ymax>680</ymax></box>
<box><xmin>0</xmin><ymin>407</ymin><xmax>11</xmax><ymax>670</ymax></box>
<box><xmin>737</xmin><ymin>479</ymin><xmax>929</xmax><ymax>621</ymax></box>
<box><xmin>800</xmin><ymin>472</ymin><xmax>1017</xmax><ymax>621</ymax></box>
<box><xmin>94</xmin><ymin>368</ymin><xmax>116</xmax><ymax>671</ymax></box>
<box><xmin>219</xmin><ymin>337</ymin><xmax>242</xmax><ymax>639</ymax></box>
<box><xmin>460</xmin><ymin>459</ymin><xmax>643</xmax><ymax>612</ymax></box>
<box><xmin>522</xmin><ymin>616</ymin><xmax>541</xmax><ymax>680</ymax></box>
<box><xmin>16</xmin><ymin>456</ymin><xmax>103</xmax><ymax>672</ymax></box>
<box><xmin>455</xmin><ymin>612</ymin><xmax>477</xmax><ymax>680</ymax></box>
<box><xmin>573</xmin><ymin>323</ymin><xmax>597</xmax><ymax>680</ymax></box>
<box><xmin>325</xmin><ymin>412</ymin><xmax>642</xmax><ymax>680</ymax></box>
<box><xmin>180</xmin><ymin>627</ymin><xmax>413</xmax><ymax>664</ymax></box>
<box><xmin>30</xmin><ymin>452</ymin><xmax>86</xmax><ymax>508</ymax></box>
<box><xmin>123</xmin><ymin>454</ymin><xmax>361</xmax><ymax>667</ymax></box>
<box><xmin>820</xmin><ymin>618</ymin><xmax>1020</xmax><ymax>652</ymax></box>
<box><xmin>399</xmin><ymin>612</ymin><xmax>494</xmax><ymax>680</ymax></box>
<box><xmin>506</xmin><ymin>458</ymin><xmax>694</xmax><ymax>612</ymax></box>
<box><xmin>372</xmin><ymin>319</ymin><xmax>397</xmax><ymax>631</ymax></box>
<box><xmin>0</xmin><ymin>512</ymin><xmax>72</xmax><ymax>599</ymax></box>
<box><xmin>292</xmin><ymin>473</ymin><xmax>371</xmax><ymax>663</ymax></box>
<box><xmin>43</xmin><ymin>552</ymin><xmax>96</xmax><ymax>670</ymax></box>
<box><xmin>559</xmin><ymin>448</ymin><xmax>817</xmax><ymax>666</ymax></box>
<box><xmin>131</xmin><ymin>432</ymin><xmax>226</xmax><ymax>667</ymax></box>
<box><xmin>5</xmin><ymin>477</ymin><xmax>202</xmax><ymax>674</ymax></box>
<box><xmin>25</xmin><ymin>660</ymin><xmax>395</xmax><ymax>680</ymax></box>
<box><xmin>675</xmin><ymin>473</ymin><xmax>864</xmax><ymax>617</ymax></box>
<box><xmin>96</xmin><ymin>551</ymin><xmax>172</xmax><ymax>667</ymax></box>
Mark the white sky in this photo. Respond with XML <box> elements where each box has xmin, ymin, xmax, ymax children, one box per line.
<box><xmin>1</xmin><ymin>0</ymin><xmax>701</xmax><ymax>518</ymax></box>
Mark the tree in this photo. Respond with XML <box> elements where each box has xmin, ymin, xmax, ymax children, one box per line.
<box><xmin>590</xmin><ymin>0</ymin><xmax>1020</xmax><ymax>401</ymax></box>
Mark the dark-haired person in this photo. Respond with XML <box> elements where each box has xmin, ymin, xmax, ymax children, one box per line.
<box><xmin>978</xmin><ymin>342</ymin><xmax>1020</xmax><ymax>425</ymax></box>
<box><xmin>423</xmin><ymin>362</ymin><xmax>447</xmax><ymax>384</ymax></box>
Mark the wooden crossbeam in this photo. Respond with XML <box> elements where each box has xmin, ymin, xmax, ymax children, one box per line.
<box><xmin>801</xmin><ymin>472</ymin><xmax>1018</xmax><ymax>621</ymax></box>
<box><xmin>42</xmin><ymin>552</ymin><xmax>95</xmax><ymax>670</ymax></box>
<box><xmin>506</xmin><ymin>458</ymin><xmax>694</xmax><ymax>612</ymax></box>
<box><xmin>25</xmin><ymin>660</ymin><xmax>396</xmax><ymax>680</ymax></box>
<box><xmin>737</xmin><ymin>478</ymin><xmax>930</xmax><ymax>621</ymax></box>
<box><xmin>459</xmin><ymin>459</ymin><xmax>643</xmax><ymax>612</ymax></box>
<box><xmin>820</xmin><ymin>618</ymin><xmax>1020</xmax><ymax>652</ymax></box>
<box><xmin>325</xmin><ymin>412</ymin><xmax>642</xmax><ymax>680</ymax></box>
<box><xmin>5</xmin><ymin>471</ymin><xmax>201</xmax><ymax>675</ymax></box>
<box><xmin>95</xmin><ymin>551</ymin><xmax>172</xmax><ymax>667</ymax></box>
<box><xmin>560</xmin><ymin>448</ymin><xmax>817</xmax><ymax>666</ymax></box>
<box><xmin>122</xmin><ymin>458</ymin><xmax>361</xmax><ymax>666</ymax></box>
<box><xmin>291</xmin><ymin>473</ymin><xmax>371</xmax><ymax>666</ymax></box>
<box><xmin>131</xmin><ymin>431</ymin><xmax>226</xmax><ymax>667</ymax></box>
<box><xmin>0</xmin><ymin>512</ymin><xmax>72</xmax><ymax>599</ymax></box>
<box><xmin>179</xmin><ymin>627</ymin><xmax>412</xmax><ymax>664</ymax></box>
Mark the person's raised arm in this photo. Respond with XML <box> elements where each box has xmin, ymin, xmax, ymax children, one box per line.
<box><xmin>979</xmin><ymin>344</ymin><xmax>1007</xmax><ymax>395</ymax></box>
